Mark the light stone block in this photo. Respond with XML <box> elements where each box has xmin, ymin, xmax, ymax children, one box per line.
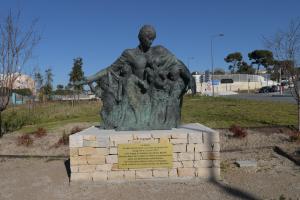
<box><xmin>213</xmin><ymin>160</ymin><xmax>220</xmax><ymax>167</ymax></box>
<box><xmin>153</xmin><ymin>169</ymin><xmax>169</xmax><ymax>178</ymax></box>
<box><xmin>92</xmin><ymin>171</ymin><xmax>107</xmax><ymax>181</ymax></box>
<box><xmin>78</xmin><ymin>165</ymin><xmax>96</xmax><ymax>172</ymax></box>
<box><xmin>70</xmin><ymin>166</ymin><xmax>79</xmax><ymax>173</ymax></box>
<box><xmin>95</xmin><ymin>148</ymin><xmax>108</xmax><ymax>156</ymax></box>
<box><xmin>86</xmin><ymin>155</ymin><xmax>105</xmax><ymax>165</ymax></box>
<box><xmin>136</xmin><ymin>170</ymin><xmax>153</xmax><ymax>179</ymax></box>
<box><xmin>188</xmin><ymin>132</ymin><xmax>203</xmax><ymax>144</ymax></box>
<box><xmin>159</xmin><ymin>137</ymin><xmax>170</xmax><ymax>144</ymax></box>
<box><xmin>70</xmin><ymin>148</ymin><xmax>78</xmax><ymax>156</ymax></box>
<box><xmin>133</xmin><ymin>133</ymin><xmax>152</xmax><ymax>139</ymax></box>
<box><xmin>106</xmin><ymin>155</ymin><xmax>118</xmax><ymax>164</ymax></box>
<box><xmin>196</xmin><ymin>167</ymin><xmax>220</xmax><ymax>179</ymax></box>
<box><xmin>124</xmin><ymin>171</ymin><xmax>136</xmax><ymax>180</ymax></box>
<box><xmin>173</xmin><ymin>161</ymin><xmax>183</xmax><ymax>168</ymax></box>
<box><xmin>182</xmin><ymin>161</ymin><xmax>194</xmax><ymax>168</ymax></box>
<box><xmin>111</xmin><ymin>163</ymin><xmax>124</xmax><ymax>171</ymax></box>
<box><xmin>152</xmin><ymin>133</ymin><xmax>171</xmax><ymax>139</ymax></box>
<box><xmin>70</xmin><ymin>156</ymin><xmax>87</xmax><ymax>165</ymax></box>
<box><xmin>194</xmin><ymin>160</ymin><xmax>213</xmax><ymax>168</ymax></box>
<box><xmin>171</xmin><ymin>133</ymin><xmax>187</xmax><ymax>139</ymax></box>
<box><xmin>69</xmin><ymin>135</ymin><xmax>83</xmax><ymax>148</ymax></box>
<box><xmin>170</xmin><ymin>138</ymin><xmax>187</xmax><ymax>144</ymax></box>
<box><xmin>202</xmin><ymin>132</ymin><xmax>220</xmax><ymax>143</ymax></box>
<box><xmin>186</xmin><ymin>144</ymin><xmax>195</xmax><ymax>152</ymax></box>
<box><xmin>194</xmin><ymin>144</ymin><xmax>213</xmax><ymax>152</ymax></box>
<box><xmin>96</xmin><ymin>164</ymin><xmax>113</xmax><ymax>171</ymax></box>
<box><xmin>78</xmin><ymin>147</ymin><xmax>96</xmax><ymax>155</ymax></box>
<box><xmin>194</xmin><ymin>153</ymin><xmax>202</xmax><ymax>160</ymax></box>
<box><xmin>96</xmin><ymin>135</ymin><xmax>109</xmax><ymax>147</ymax></box>
<box><xmin>173</xmin><ymin>144</ymin><xmax>186</xmax><ymax>152</ymax></box>
<box><xmin>71</xmin><ymin>172</ymin><xmax>91</xmax><ymax>181</ymax></box>
<box><xmin>177</xmin><ymin>168</ymin><xmax>195</xmax><ymax>177</ymax></box>
<box><xmin>212</xmin><ymin>143</ymin><xmax>221</xmax><ymax>152</ymax></box>
<box><xmin>109</xmin><ymin>147</ymin><xmax>118</xmax><ymax>155</ymax></box>
<box><xmin>178</xmin><ymin>152</ymin><xmax>194</xmax><ymax>161</ymax></box>
<box><xmin>173</xmin><ymin>153</ymin><xmax>179</xmax><ymax>161</ymax></box>
<box><xmin>108</xmin><ymin>171</ymin><xmax>124</xmax><ymax>180</ymax></box>
<box><xmin>83</xmin><ymin>140</ymin><xmax>99</xmax><ymax>147</ymax></box>
<box><xmin>132</xmin><ymin>138</ymin><xmax>157</xmax><ymax>144</ymax></box>
<box><xmin>202</xmin><ymin>152</ymin><xmax>220</xmax><ymax>160</ymax></box>
<box><xmin>83</xmin><ymin>135</ymin><xmax>96</xmax><ymax>141</ymax></box>
<box><xmin>168</xmin><ymin>169</ymin><xmax>178</xmax><ymax>177</ymax></box>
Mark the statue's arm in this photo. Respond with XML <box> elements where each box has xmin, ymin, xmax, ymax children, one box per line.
<box><xmin>84</xmin><ymin>50</ymin><xmax>131</xmax><ymax>84</ymax></box>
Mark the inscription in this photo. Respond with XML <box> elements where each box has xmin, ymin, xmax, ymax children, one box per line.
<box><xmin>118</xmin><ymin>143</ymin><xmax>173</xmax><ymax>169</ymax></box>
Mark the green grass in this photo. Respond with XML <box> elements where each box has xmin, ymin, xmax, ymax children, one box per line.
<box><xmin>2</xmin><ymin>101</ymin><xmax>101</xmax><ymax>133</ymax></box>
<box><xmin>181</xmin><ymin>95</ymin><xmax>297</xmax><ymax>128</ymax></box>
<box><xmin>2</xmin><ymin>96</ymin><xmax>297</xmax><ymax>133</ymax></box>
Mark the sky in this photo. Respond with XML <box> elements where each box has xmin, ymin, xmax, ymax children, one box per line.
<box><xmin>0</xmin><ymin>0</ymin><xmax>299</xmax><ymax>87</ymax></box>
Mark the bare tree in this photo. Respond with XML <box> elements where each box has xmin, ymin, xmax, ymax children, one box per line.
<box><xmin>0</xmin><ymin>10</ymin><xmax>40</xmax><ymax>137</ymax></box>
<box><xmin>264</xmin><ymin>18</ymin><xmax>300</xmax><ymax>130</ymax></box>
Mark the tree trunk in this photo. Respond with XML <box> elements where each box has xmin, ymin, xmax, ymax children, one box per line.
<box><xmin>298</xmin><ymin>101</ymin><xmax>300</xmax><ymax>132</ymax></box>
<box><xmin>0</xmin><ymin>111</ymin><xmax>2</xmax><ymax>138</ymax></box>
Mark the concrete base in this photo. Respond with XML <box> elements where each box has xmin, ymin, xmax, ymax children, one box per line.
<box><xmin>69</xmin><ymin>123</ymin><xmax>220</xmax><ymax>182</ymax></box>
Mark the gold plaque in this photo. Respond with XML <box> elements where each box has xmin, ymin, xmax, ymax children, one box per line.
<box><xmin>118</xmin><ymin>143</ymin><xmax>173</xmax><ymax>169</ymax></box>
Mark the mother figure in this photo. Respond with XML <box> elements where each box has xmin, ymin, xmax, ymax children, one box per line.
<box><xmin>78</xmin><ymin>25</ymin><xmax>196</xmax><ymax>131</ymax></box>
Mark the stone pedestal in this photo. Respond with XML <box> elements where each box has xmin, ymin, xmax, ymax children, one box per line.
<box><xmin>69</xmin><ymin>123</ymin><xmax>220</xmax><ymax>182</ymax></box>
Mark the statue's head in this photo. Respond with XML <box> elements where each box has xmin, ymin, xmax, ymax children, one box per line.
<box><xmin>138</xmin><ymin>25</ymin><xmax>156</xmax><ymax>52</ymax></box>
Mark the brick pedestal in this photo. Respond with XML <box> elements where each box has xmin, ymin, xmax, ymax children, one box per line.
<box><xmin>69</xmin><ymin>123</ymin><xmax>220</xmax><ymax>182</ymax></box>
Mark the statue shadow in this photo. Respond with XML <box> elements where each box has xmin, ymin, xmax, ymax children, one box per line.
<box><xmin>64</xmin><ymin>159</ymin><xmax>71</xmax><ymax>182</ymax></box>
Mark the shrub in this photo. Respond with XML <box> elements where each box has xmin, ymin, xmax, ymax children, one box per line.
<box><xmin>32</xmin><ymin>127</ymin><xmax>47</xmax><ymax>138</ymax></box>
<box><xmin>289</xmin><ymin>131</ymin><xmax>300</xmax><ymax>142</ymax></box>
<box><xmin>70</xmin><ymin>126</ymin><xmax>83</xmax><ymax>135</ymax></box>
<box><xmin>229</xmin><ymin>125</ymin><xmax>247</xmax><ymax>138</ymax></box>
<box><xmin>17</xmin><ymin>134</ymin><xmax>33</xmax><ymax>146</ymax></box>
<box><xmin>53</xmin><ymin>131</ymin><xmax>69</xmax><ymax>148</ymax></box>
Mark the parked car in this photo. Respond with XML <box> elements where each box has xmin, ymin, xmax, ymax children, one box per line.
<box><xmin>258</xmin><ymin>85</ymin><xmax>279</xmax><ymax>93</ymax></box>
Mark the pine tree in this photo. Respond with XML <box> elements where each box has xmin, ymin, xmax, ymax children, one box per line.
<box><xmin>69</xmin><ymin>57</ymin><xmax>84</xmax><ymax>98</ymax></box>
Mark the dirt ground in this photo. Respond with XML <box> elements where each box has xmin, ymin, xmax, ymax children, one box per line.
<box><xmin>0</xmin><ymin>125</ymin><xmax>299</xmax><ymax>200</ymax></box>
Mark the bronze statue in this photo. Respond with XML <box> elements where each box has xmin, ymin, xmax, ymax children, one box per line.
<box><xmin>76</xmin><ymin>25</ymin><xmax>195</xmax><ymax>130</ymax></box>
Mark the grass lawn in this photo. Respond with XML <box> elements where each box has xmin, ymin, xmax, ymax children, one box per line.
<box><xmin>2</xmin><ymin>96</ymin><xmax>297</xmax><ymax>133</ymax></box>
<box><xmin>182</xmin><ymin>95</ymin><xmax>297</xmax><ymax>128</ymax></box>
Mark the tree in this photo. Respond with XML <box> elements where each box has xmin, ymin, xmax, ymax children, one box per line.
<box><xmin>248</xmin><ymin>50</ymin><xmax>274</xmax><ymax>74</ymax></box>
<box><xmin>264</xmin><ymin>18</ymin><xmax>300</xmax><ymax>130</ymax></box>
<box><xmin>214</xmin><ymin>68</ymin><xmax>225</xmax><ymax>75</ymax></box>
<box><xmin>56</xmin><ymin>84</ymin><xmax>64</xmax><ymax>90</ymax></box>
<box><xmin>236</xmin><ymin>62</ymin><xmax>256</xmax><ymax>74</ymax></box>
<box><xmin>0</xmin><ymin>10</ymin><xmax>40</xmax><ymax>137</ymax></box>
<box><xmin>69</xmin><ymin>57</ymin><xmax>84</xmax><ymax>99</ymax></box>
<box><xmin>43</xmin><ymin>68</ymin><xmax>53</xmax><ymax>100</ymax></box>
<box><xmin>224</xmin><ymin>52</ymin><xmax>243</xmax><ymax>73</ymax></box>
<box><xmin>34</xmin><ymin>71</ymin><xmax>43</xmax><ymax>92</ymax></box>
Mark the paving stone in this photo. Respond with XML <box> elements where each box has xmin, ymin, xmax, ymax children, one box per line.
<box><xmin>235</xmin><ymin>160</ymin><xmax>257</xmax><ymax>167</ymax></box>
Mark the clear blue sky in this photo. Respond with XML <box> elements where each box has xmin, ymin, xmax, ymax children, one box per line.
<box><xmin>0</xmin><ymin>0</ymin><xmax>299</xmax><ymax>87</ymax></box>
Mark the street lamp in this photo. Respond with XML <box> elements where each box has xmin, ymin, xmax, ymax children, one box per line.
<box><xmin>211</xmin><ymin>33</ymin><xmax>224</xmax><ymax>97</ymax></box>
